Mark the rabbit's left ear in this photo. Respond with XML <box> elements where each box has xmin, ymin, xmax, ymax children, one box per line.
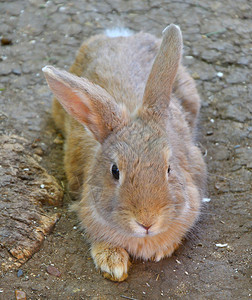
<box><xmin>140</xmin><ymin>24</ymin><xmax>182</xmax><ymax>119</ymax></box>
<box><xmin>43</xmin><ymin>66</ymin><xmax>128</xmax><ymax>143</ymax></box>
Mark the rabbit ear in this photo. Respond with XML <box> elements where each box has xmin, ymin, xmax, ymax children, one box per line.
<box><xmin>43</xmin><ymin>66</ymin><xmax>128</xmax><ymax>143</ymax></box>
<box><xmin>140</xmin><ymin>24</ymin><xmax>182</xmax><ymax>119</ymax></box>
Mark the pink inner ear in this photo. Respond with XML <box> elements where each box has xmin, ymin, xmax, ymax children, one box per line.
<box><xmin>47</xmin><ymin>76</ymin><xmax>91</xmax><ymax>125</ymax></box>
<box><xmin>64</xmin><ymin>91</ymin><xmax>90</xmax><ymax>124</ymax></box>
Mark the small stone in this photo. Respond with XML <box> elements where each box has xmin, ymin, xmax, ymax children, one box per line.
<box><xmin>217</xmin><ymin>72</ymin><xmax>223</xmax><ymax>78</ymax></box>
<box><xmin>12</xmin><ymin>69</ymin><xmax>21</xmax><ymax>75</ymax></box>
<box><xmin>17</xmin><ymin>269</ymin><xmax>24</xmax><ymax>277</ymax></box>
<box><xmin>33</xmin><ymin>154</ymin><xmax>42</xmax><ymax>162</ymax></box>
<box><xmin>15</xmin><ymin>290</ymin><xmax>26</xmax><ymax>300</ymax></box>
<box><xmin>215</xmin><ymin>182</ymin><xmax>229</xmax><ymax>192</ymax></box>
<box><xmin>53</xmin><ymin>135</ymin><xmax>64</xmax><ymax>144</ymax></box>
<box><xmin>34</xmin><ymin>147</ymin><xmax>43</xmax><ymax>156</ymax></box>
<box><xmin>215</xmin><ymin>243</ymin><xmax>228</xmax><ymax>248</ymax></box>
<box><xmin>1</xmin><ymin>37</ymin><xmax>12</xmax><ymax>46</ymax></box>
<box><xmin>202</xmin><ymin>198</ymin><xmax>211</xmax><ymax>203</ymax></box>
<box><xmin>185</xmin><ymin>55</ymin><xmax>194</xmax><ymax>60</ymax></box>
<box><xmin>59</xmin><ymin>6</ymin><xmax>67</xmax><ymax>12</ymax></box>
<box><xmin>46</xmin><ymin>265</ymin><xmax>61</xmax><ymax>277</ymax></box>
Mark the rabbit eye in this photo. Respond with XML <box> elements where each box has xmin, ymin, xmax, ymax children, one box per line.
<box><xmin>168</xmin><ymin>165</ymin><xmax>171</xmax><ymax>175</ymax></box>
<box><xmin>111</xmin><ymin>164</ymin><xmax>120</xmax><ymax>180</ymax></box>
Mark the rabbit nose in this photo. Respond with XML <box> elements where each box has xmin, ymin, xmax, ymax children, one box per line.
<box><xmin>138</xmin><ymin>223</ymin><xmax>152</xmax><ymax>233</ymax></box>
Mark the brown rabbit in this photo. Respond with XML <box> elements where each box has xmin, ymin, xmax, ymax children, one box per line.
<box><xmin>43</xmin><ymin>24</ymin><xmax>207</xmax><ymax>282</ymax></box>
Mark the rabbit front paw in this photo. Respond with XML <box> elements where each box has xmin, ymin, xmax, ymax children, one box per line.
<box><xmin>91</xmin><ymin>242</ymin><xmax>130</xmax><ymax>281</ymax></box>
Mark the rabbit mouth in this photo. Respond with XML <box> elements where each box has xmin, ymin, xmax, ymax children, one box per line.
<box><xmin>129</xmin><ymin>220</ymin><xmax>161</xmax><ymax>237</ymax></box>
<box><xmin>132</xmin><ymin>231</ymin><xmax>157</xmax><ymax>238</ymax></box>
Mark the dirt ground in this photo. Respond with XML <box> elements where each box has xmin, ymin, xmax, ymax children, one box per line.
<box><xmin>0</xmin><ymin>0</ymin><xmax>251</xmax><ymax>299</ymax></box>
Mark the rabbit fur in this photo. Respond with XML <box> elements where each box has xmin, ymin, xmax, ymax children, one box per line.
<box><xmin>43</xmin><ymin>24</ymin><xmax>207</xmax><ymax>281</ymax></box>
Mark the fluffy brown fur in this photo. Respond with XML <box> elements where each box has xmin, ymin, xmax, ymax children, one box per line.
<box><xmin>43</xmin><ymin>24</ymin><xmax>207</xmax><ymax>281</ymax></box>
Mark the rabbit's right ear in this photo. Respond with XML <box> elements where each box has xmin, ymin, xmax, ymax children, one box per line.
<box><xmin>140</xmin><ymin>24</ymin><xmax>182</xmax><ymax>121</ymax></box>
<box><xmin>43</xmin><ymin>66</ymin><xmax>128</xmax><ymax>143</ymax></box>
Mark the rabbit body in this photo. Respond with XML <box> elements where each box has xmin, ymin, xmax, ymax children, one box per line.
<box><xmin>43</xmin><ymin>25</ymin><xmax>207</xmax><ymax>281</ymax></box>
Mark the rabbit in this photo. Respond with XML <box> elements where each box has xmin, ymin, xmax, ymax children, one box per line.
<box><xmin>43</xmin><ymin>24</ymin><xmax>207</xmax><ymax>282</ymax></box>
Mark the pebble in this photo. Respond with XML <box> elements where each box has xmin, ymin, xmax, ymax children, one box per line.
<box><xmin>1</xmin><ymin>37</ymin><xmax>12</xmax><ymax>46</ymax></box>
<box><xmin>215</xmin><ymin>182</ymin><xmax>229</xmax><ymax>193</ymax></box>
<box><xmin>17</xmin><ymin>269</ymin><xmax>24</xmax><ymax>277</ymax></box>
<box><xmin>53</xmin><ymin>135</ymin><xmax>64</xmax><ymax>144</ymax></box>
<box><xmin>12</xmin><ymin>69</ymin><xmax>21</xmax><ymax>75</ymax></box>
<box><xmin>34</xmin><ymin>147</ymin><xmax>43</xmax><ymax>156</ymax></box>
<box><xmin>15</xmin><ymin>290</ymin><xmax>26</xmax><ymax>300</ymax></box>
<box><xmin>59</xmin><ymin>6</ymin><xmax>67</xmax><ymax>12</ymax></box>
<box><xmin>217</xmin><ymin>72</ymin><xmax>223</xmax><ymax>78</ymax></box>
<box><xmin>216</xmin><ymin>243</ymin><xmax>228</xmax><ymax>248</ymax></box>
<box><xmin>46</xmin><ymin>265</ymin><xmax>61</xmax><ymax>277</ymax></box>
<box><xmin>202</xmin><ymin>198</ymin><xmax>211</xmax><ymax>203</ymax></box>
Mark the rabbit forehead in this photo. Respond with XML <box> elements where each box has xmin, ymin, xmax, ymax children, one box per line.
<box><xmin>103</xmin><ymin>120</ymin><xmax>171</xmax><ymax>166</ymax></box>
